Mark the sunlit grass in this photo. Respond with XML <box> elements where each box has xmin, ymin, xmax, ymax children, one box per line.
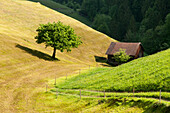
<box><xmin>0</xmin><ymin>0</ymin><xmax>115</xmax><ymax>112</ymax></box>
<box><xmin>27</xmin><ymin>91</ymin><xmax>169</xmax><ymax>113</ymax></box>
<box><xmin>57</xmin><ymin>49</ymin><xmax>170</xmax><ymax>92</ymax></box>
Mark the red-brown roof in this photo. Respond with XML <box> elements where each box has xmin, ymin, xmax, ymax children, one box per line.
<box><xmin>106</xmin><ymin>42</ymin><xmax>144</xmax><ymax>56</ymax></box>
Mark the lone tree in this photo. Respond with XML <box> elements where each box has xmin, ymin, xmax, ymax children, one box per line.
<box><xmin>113</xmin><ymin>49</ymin><xmax>131</xmax><ymax>64</ymax></box>
<box><xmin>35</xmin><ymin>21</ymin><xmax>82</xmax><ymax>59</ymax></box>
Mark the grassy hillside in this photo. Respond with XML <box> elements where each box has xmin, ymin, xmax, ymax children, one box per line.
<box><xmin>0</xmin><ymin>0</ymin><xmax>115</xmax><ymax>112</ymax></box>
<box><xmin>47</xmin><ymin>49</ymin><xmax>170</xmax><ymax>112</ymax></box>
<box><xmin>0</xmin><ymin>0</ymin><xmax>115</xmax><ymax>64</ymax></box>
<box><xmin>1</xmin><ymin>0</ymin><xmax>169</xmax><ymax>112</ymax></box>
<box><xmin>27</xmin><ymin>0</ymin><xmax>92</xmax><ymax>26</ymax></box>
<box><xmin>57</xmin><ymin>49</ymin><xmax>170</xmax><ymax>92</ymax></box>
<box><xmin>30</xmin><ymin>92</ymin><xmax>170</xmax><ymax>113</ymax></box>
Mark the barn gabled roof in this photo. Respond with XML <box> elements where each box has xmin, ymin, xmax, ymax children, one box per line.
<box><xmin>105</xmin><ymin>42</ymin><xmax>144</xmax><ymax>56</ymax></box>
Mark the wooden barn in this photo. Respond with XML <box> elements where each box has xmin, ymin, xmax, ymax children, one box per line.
<box><xmin>105</xmin><ymin>42</ymin><xmax>144</xmax><ymax>63</ymax></box>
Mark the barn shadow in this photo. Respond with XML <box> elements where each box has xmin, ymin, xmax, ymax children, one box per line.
<box><xmin>94</xmin><ymin>56</ymin><xmax>114</xmax><ymax>67</ymax></box>
<box><xmin>16</xmin><ymin>44</ymin><xmax>59</xmax><ymax>61</ymax></box>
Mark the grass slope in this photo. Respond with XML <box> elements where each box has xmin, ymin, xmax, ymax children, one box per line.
<box><xmin>0</xmin><ymin>0</ymin><xmax>115</xmax><ymax>112</ymax></box>
<box><xmin>31</xmin><ymin>92</ymin><xmax>170</xmax><ymax>113</ymax></box>
<box><xmin>57</xmin><ymin>49</ymin><xmax>170</xmax><ymax>92</ymax></box>
<box><xmin>27</xmin><ymin>0</ymin><xmax>92</xmax><ymax>26</ymax></box>
<box><xmin>0</xmin><ymin>0</ymin><xmax>115</xmax><ymax>65</ymax></box>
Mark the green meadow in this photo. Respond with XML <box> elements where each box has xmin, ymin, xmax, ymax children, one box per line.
<box><xmin>57</xmin><ymin>49</ymin><xmax>170</xmax><ymax>92</ymax></box>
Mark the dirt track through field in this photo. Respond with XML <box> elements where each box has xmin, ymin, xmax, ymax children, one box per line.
<box><xmin>50</xmin><ymin>89</ymin><xmax>170</xmax><ymax>103</ymax></box>
<box><xmin>55</xmin><ymin>92</ymin><xmax>170</xmax><ymax>103</ymax></box>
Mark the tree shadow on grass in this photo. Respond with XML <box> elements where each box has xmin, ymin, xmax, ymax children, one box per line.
<box><xmin>16</xmin><ymin>44</ymin><xmax>59</xmax><ymax>61</ymax></box>
<box><xmin>94</xmin><ymin>56</ymin><xmax>114</xmax><ymax>67</ymax></box>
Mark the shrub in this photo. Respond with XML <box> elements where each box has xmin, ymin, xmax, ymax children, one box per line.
<box><xmin>113</xmin><ymin>48</ymin><xmax>131</xmax><ymax>64</ymax></box>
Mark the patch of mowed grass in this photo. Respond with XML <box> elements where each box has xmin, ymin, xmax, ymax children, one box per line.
<box><xmin>31</xmin><ymin>91</ymin><xmax>104</xmax><ymax>112</ymax></box>
<box><xmin>36</xmin><ymin>91</ymin><xmax>169</xmax><ymax>113</ymax></box>
<box><xmin>0</xmin><ymin>0</ymin><xmax>115</xmax><ymax>65</ymax></box>
<box><xmin>0</xmin><ymin>0</ymin><xmax>115</xmax><ymax>112</ymax></box>
<box><xmin>58</xmin><ymin>49</ymin><xmax>170</xmax><ymax>92</ymax></box>
<box><xmin>33</xmin><ymin>91</ymin><xmax>135</xmax><ymax>112</ymax></box>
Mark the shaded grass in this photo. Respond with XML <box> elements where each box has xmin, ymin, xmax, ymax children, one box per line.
<box><xmin>16</xmin><ymin>44</ymin><xmax>59</xmax><ymax>61</ymax></box>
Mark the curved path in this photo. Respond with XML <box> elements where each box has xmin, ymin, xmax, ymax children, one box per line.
<box><xmin>51</xmin><ymin>89</ymin><xmax>170</xmax><ymax>103</ymax></box>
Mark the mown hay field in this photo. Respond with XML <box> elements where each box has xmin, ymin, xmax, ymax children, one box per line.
<box><xmin>0</xmin><ymin>0</ymin><xmax>115</xmax><ymax>112</ymax></box>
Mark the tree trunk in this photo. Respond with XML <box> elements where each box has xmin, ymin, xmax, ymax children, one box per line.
<box><xmin>52</xmin><ymin>47</ymin><xmax>56</xmax><ymax>59</ymax></box>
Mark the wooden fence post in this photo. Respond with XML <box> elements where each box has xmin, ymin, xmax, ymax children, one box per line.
<box><xmin>54</xmin><ymin>77</ymin><xmax>56</xmax><ymax>85</ymax></box>
<box><xmin>133</xmin><ymin>88</ymin><xmax>135</xmax><ymax>97</ymax></box>
<box><xmin>46</xmin><ymin>84</ymin><xmax>48</xmax><ymax>92</ymax></box>
<box><xmin>66</xmin><ymin>74</ymin><xmax>67</xmax><ymax>80</ymax></box>
<box><xmin>159</xmin><ymin>89</ymin><xmax>161</xmax><ymax>103</ymax></box>
<box><xmin>124</xmin><ymin>98</ymin><xmax>126</xmax><ymax>105</ymax></box>
<box><xmin>56</xmin><ymin>89</ymin><xmax>58</xmax><ymax>99</ymax></box>
<box><xmin>26</xmin><ymin>99</ymin><xmax>28</xmax><ymax>110</ymax></box>
<box><xmin>80</xmin><ymin>89</ymin><xmax>81</xmax><ymax>99</ymax></box>
<box><xmin>35</xmin><ymin>99</ymin><xmax>36</xmax><ymax>110</ymax></box>
<box><xmin>104</xmin><ymin>90</ymin><xmax>106</xmax><ymax>98</ymax></box>
<box><xmin>79</xmin><ymin>69</ymin><xmax>81</xmax><ymax>75</ymax></box>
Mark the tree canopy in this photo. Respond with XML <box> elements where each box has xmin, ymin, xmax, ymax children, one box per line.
<box><xmin>35</xmin><ymin>21</ymin><xmax>82</xmax><ymax>59</ymax></box>
<box><xmin>52</xmin><ymin>0</ymin><xmax>170</xmax><ymax>55</ymax></box>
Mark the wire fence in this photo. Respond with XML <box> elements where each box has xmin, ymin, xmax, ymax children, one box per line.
<box><xmin>48</xmin><ymin>88</ymin><xmax>167</xmax><ymax>102</ymax></box>
<box><xmin>43</xmin><ymin>64</ymin><xmax>170</xmax><ymax>105</ymax></box>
